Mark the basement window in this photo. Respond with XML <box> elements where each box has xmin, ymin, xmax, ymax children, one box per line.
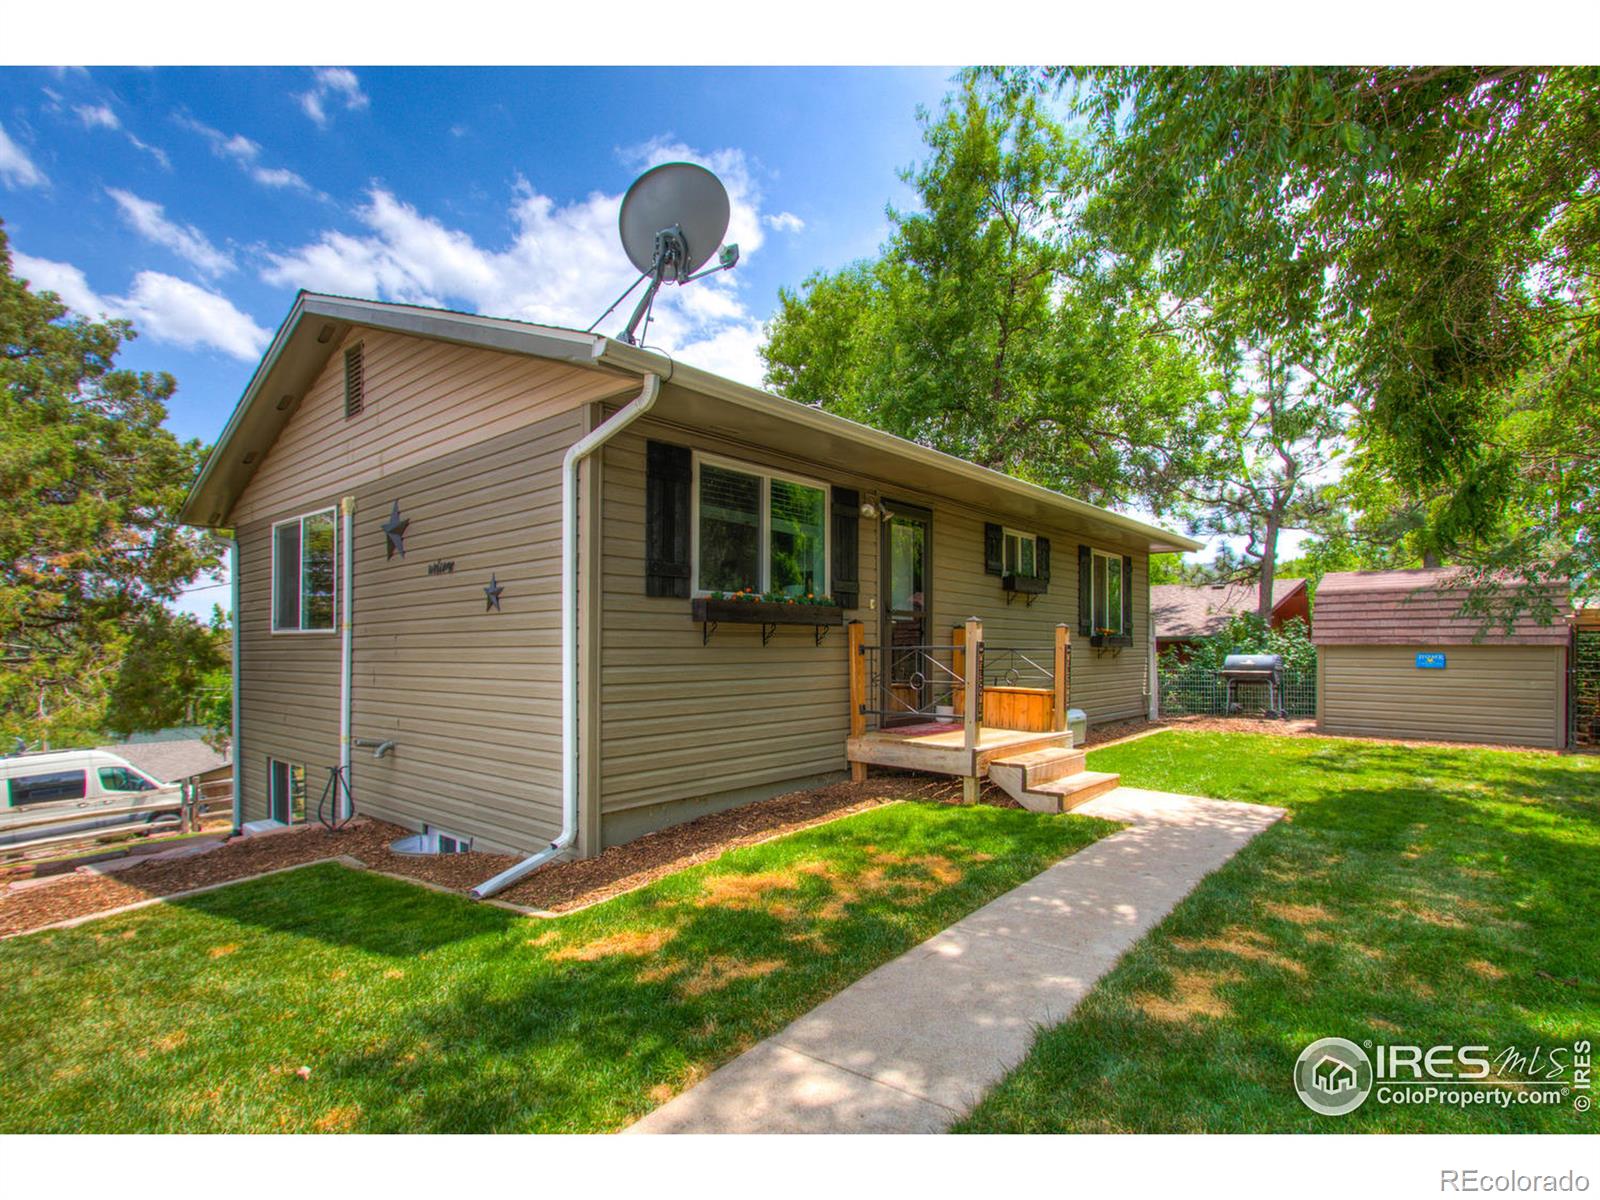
<box><xmin>344</xmin><ymin>343</ymin><xmax>365</xmax><ymax>418</ymax></box>
<box><xmin>272</xmin><ymin>508</ymin><xmax>337</xmax><ymax>633</ymax></box>
<box><xmin>427</xmin><ymin>827</ymin><xmax>473</xmax><ymax>854</ymax></box>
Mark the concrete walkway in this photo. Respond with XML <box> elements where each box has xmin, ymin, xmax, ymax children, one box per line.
<box><xmin>626</xmin><ymin>786</ymin><xmax>1285</xmax><ymax>1134</ymax></box>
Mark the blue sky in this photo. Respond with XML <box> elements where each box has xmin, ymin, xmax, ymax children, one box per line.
<box><xmin>1</xmin><ymin>62</ymin><xmax>1310</xmax><ymax>616</ymax></box>
<box><xmin>0</xmin><ymin>65</ymin><xmax>955</xmax><ymax>449</ymax></box>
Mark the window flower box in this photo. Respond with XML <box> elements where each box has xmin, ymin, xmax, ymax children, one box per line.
<box><xmin>1089</xmin><ymin>632</ymin><xmax>1134</xmax><ymax>650</ymax></box>
<box><xmin>691</xmin><ymin>594</ymin><xmax>844</xmax><ymax>646</ymax></box>
<box><xmin>1001</xmin><ymin>573</ymin><xmax>1049</xmax><ymax>596</ymax></box>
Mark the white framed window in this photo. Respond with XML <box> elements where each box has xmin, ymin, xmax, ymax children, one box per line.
<box><xmin>1003</xmin><ymin>528</ymin><xmax>1038</xmax><ymax>578</ymax></box>
<box><xmin>1092</xmin><ymin>549</ymin><xmax>1126</xmax><ymax>636</ymax></box>
<box><xmin>691</xmin><ymin>453</ymin><xmax>830</xmax><ymax>598</ymax></box>
<box><xmin>267</xmin><ymin>758</ymin><xmax>305</xmax><ymax>825</ymax></box>
<box><xmin>271</xmin><ymin>508</ymin><xmax>337</xmax><ymax>633</ymax></box>
<box><xmin>425</xmin><ymin>825</ymin><xmax>473</xmax><ymax>854</ymax></box>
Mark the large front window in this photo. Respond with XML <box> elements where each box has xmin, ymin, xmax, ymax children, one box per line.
<box><xmin>694</xmin><ymin>456</ymin><xmax>828</xmax><ymax>597</ymax></box>
<box><xmin>272</xmin><ymin>509</ymin><xmax>336</xmax><ymax>632</ymax></box>
<box><xmin>1092</xmin><ymin>549</ymin><xmax>1125</xmax><ymax>635</ymax></box>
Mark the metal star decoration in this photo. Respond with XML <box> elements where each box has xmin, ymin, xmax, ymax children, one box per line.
<box><xmin>484</xmin><ymin>574</ymin><xmax>505</xmax><ymax>612</ymax></box>
<box><xmin>381</xmin><ymin>500</ymin><xmax>409</xmax><ymax>559</ymax></box>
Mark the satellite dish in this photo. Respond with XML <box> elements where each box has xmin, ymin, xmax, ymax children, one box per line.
<box><xmin>619</xmin><ymin>162</ymin><xmax>730</xmax><ymax>280</ymax></box>
<box><xmin>597</xmin><ymin>161</ymin><xmax>741</xmax><ymax>345</ymax></box>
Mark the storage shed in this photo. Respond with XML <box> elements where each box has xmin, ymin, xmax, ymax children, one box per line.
<box><xmin>1313</xmin><ymin>569</ymin><xmax>1573</xmax><ymax>749</ymax></box>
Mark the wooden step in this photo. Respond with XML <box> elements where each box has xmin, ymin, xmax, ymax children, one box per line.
<box><xmin>988</xmin><ymin>747</ymin><xmax>1087</xmax><ymax>789</ymax></box>
<box><xmin>1028</xmin><ymin>771</ymin><xmax>1123</xmax><ymax>811</ymax></box>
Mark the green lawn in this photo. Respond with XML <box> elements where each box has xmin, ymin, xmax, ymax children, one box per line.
<box><xmin>959</xmin><ymin>732</ymin><xmax>1600</xmax><ymax>1133</ymax></box>
<box><xmin>0</xmin><ymin>800</ymin><xmax>1114</xmax><ymax>1133</ymax></box>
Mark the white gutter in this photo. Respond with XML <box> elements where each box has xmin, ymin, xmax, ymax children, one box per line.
<box><xmin>470</xmin><ymin>370</ymin><xmax>662</xmax><ymax>898</ymax></box>
<box><xmin>339</xmin><ymin>496</ymin><xmax>355</xmax><ymax>820</ymax></box>
<box><xmin>229</xmin><ymin>536</ymin><xmax>242</xmax><ymax>835</ymax></box>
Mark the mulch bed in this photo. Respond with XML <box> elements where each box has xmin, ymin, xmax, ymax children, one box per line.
<box><xmin>0</xmin><ymin>773</ymin><xmax>988</xmax><ymax>939</ymax></box>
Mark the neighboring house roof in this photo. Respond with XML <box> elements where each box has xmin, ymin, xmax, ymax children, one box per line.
<box><xmin>1152</xmin><ymin>578</ymin><xmax>1310</xmax><ymax>641</ymax></box>
<box><xmin>96</xmin><ymin>736</ymin><xmax>230</xmax><ymax>784</ymax></box>
<box><xmin>1312</xmin><ymin>568</ymin><xmax>1573</xmax><ymax>647</ymax></box>
<box><xmin>179</xmin><ymin>293</ymin><xmax>1202</xmax><ymax>555</ymax></box>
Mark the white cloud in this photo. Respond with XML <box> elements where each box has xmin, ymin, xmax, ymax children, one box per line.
<box><xmin>126</xmin><ymin>133</ymin><xmax>171</xmax><ymax>170</ymax></box>
<box><xmin>107</xmin><ymin>188</ymin><xmax>234</xmax><ymax>277</ymax></box>
<box><xmin>297</xmin><ymin>67</ymin><xmax>369</xmax><ymax>128</ymax></box>
<box><xmin>250</xmin><ymin>165</ymin><xmax>310</xmax><ymax>190</ymax></box>
<box><xmin>262</xmin><ymin>142</ymin><xmax>771</xmax><ymax>385</ymax></box>
<box><xmin>0</xmin><ymin>121</ymin><xmax>48</xmax><ymax>189</ymax></box>
<box><xmin>174</xmin><ymin>114</ymin><xmax>310</xmax><ymax>191</ymax></box>
<box><xmin>12</xmin><ymin>254</ymin><xmax>101</xmax><ymax>314</ymax></box>
<box><xmin>74</xmin><ymin>103</ymin><xmax>119</xmax><ymax>130</ymax></box>
<box><xmin>13</xmin><ymin>252</ymin><xmax>269</xmax><ymax>361</ymax></box>
<box><xmin>764</xmin><ymin>211</ymin><xmax>805</xmax><ymax>233</ymax></box>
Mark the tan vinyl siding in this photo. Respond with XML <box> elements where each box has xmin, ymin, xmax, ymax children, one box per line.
<box><xmin>235</xmin><ymin>333</ymin><xmax>598</xmax><ymax>849</ymax></box>
<box><xmin>596</xmin><ymin>428</ymin><xmax>873</xmax><ymax>828</ymax></box>
<box><xmin>236</xmin><ymin>516</ymin><xmax>341</xmax><ymax>824</ymax></box>
<box><xmin>230</xmin><ymin>326</ymin><xmax>626</xmax><ymax>527</ymax></box>
<box><xmin>922</xmin><ymin>506</ymin><xmax>1150</xmax><ymax>723</ymax></box>
<box><xmin>595</xmin><ymin>418</ymin><xmax>1150</xmax><ymax>841</ymax></box>
<box><xmin>343</xmin><ymin>409</ymin><xmax>582</xmax><ymax>852</ymax></box>
<box><xmin>1319</xmin><ymin>644</ymin><xmax>1566</xmax><ymax>748</ymax></box>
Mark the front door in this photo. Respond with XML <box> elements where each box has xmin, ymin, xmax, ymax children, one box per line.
<box><xmin>881</xmin><ymin>504</ymin><xmax>933</xmax><ymax>726</ymax></box>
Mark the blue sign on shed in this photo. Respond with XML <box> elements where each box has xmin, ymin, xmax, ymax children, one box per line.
<box><xmin>1415</xmin><ymin>652</ymin><xmax>1447</xmax><ymax>670</ymax></box>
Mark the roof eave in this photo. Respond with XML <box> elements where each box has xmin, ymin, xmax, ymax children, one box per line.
<box><xmin>594</xmin><ymin>339</ymin><xmax>1204</xmax><ymax>555</ymax></box>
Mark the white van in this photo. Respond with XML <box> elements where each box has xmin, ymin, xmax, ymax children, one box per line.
<box><xmin>0</xmin><ymin>750</ymin><xmax>182</xmax><ymax>849</ymax></box>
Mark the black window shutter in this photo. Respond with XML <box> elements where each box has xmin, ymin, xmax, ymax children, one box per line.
<box><xmin>1036</xmin><ymin>536</ymin><xmax>1050</xmax><ymax>587</ymax></box>
<box><xmin>1121</xmin><ymin>555</ymin><xmax>1135</xmax><ymax>637</ymax></box>
<box><xmin>984</xmin><ymin>522</ymin><xmax>1004</xmax><ymax>575</ymax></box>
<box><xmin>645</xmin><ymin>440</ymin><xmax>692</xmax><ymax>597</ymax></box>
<box><xmin>1077</xmin><ymin>544</ymin><xmax>1092</xmax><ymax>635</ymax></box>
<box><xmin>830</xmin><ymin>487</ymin><xmax>860</xmax><ymax>609</ymax></box>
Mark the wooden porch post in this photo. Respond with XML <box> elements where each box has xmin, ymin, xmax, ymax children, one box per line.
<box><xmin>962</xmin><ymin>616</ymin><xmax>982</xmax><ymax>803</ymax></box>
<box><xmin>1054</xmin><ymin>623</ymin><xmax>1071</xmax><ymax>733</ymax></box>
<box><xmin>847</xmin><ymin>620</ymin><xmax>868</xmax><ymax>783</ymax></box>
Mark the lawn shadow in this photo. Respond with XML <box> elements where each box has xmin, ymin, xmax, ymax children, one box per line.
<box><xmin>167</xmin><ymin>862</ymin><xmax>522</xmax><ymax>958</ymax></box>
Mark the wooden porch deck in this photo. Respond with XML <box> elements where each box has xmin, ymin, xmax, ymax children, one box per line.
<box><xmin>846</xmin><ymin>721</ymin><xmax>1075</xmax><ymax>780</ymax></box>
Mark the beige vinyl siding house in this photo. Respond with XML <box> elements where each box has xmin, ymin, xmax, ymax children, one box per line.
<box><xmin>187</xmin><ymin>294</ymin><xmax>1198</xmax><ymax>869</ymax></box>
<box><xmin>595</xmin><ymin>418</ymin><xmax>1153</xmax><ymax>846</ymax></box>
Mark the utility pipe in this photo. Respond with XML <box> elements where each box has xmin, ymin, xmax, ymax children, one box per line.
<box><xmin>229</xmin><ymin>535</ymin><xmax>242</xmax><ymax>835</ymax></box>
<box><xmin>471</xmin><ymin>371</ymin><xmax>662</xmax><ymax>898</ymax></box>
<box><xmin>339</xmin><ymin>496</ymin><xmax>355</xmax><ymax>820</ymax></box>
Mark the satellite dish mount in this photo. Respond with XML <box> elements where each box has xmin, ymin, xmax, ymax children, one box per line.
<box><xmin>595</xmin><ymin>162</ymin><xmax>739</xmax><ymax>346</ymax></box>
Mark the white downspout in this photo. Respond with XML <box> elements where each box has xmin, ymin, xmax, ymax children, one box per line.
<box><xmin>229</xmin><ymin>535</ymin><xmax>243</xmax><ymax>835</ymax></box>
<box><xmin>471</xmin><ymin>371</ymin><xmax>661</xmax><ymax>898</ymax></box>
<box><xmin>339</xmin><ymin>496</ymin><xmax>355</xmax><ymax>819</ymax></box>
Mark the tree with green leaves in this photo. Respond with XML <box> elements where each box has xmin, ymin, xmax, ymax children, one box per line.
<box><xmin>1</xmin><ymin>222</ymin><xmax>225</xmax><ymax>749</ymax></box>
<box><xmin>1045</xmin><ymin>66</ymin><xmax>1600</xmax><ymax>609</ymax></box>
<box><xmin>1170</xmin><ymin>336</ymin><xmax>1348</xmax><ymax>620</ymax></box>
<box><xmin>762</xmin><ymin>78</ymin><xmax>1222</xmax><ymax>514</ymax></box>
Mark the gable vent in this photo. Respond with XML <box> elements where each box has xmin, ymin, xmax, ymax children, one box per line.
<box><xmin>344</xmin><ymin>343</ymin><xmax>365</xmax><ymax>419</ymax></box>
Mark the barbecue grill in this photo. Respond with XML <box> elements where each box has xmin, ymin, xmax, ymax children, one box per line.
<box><xmin>1220</xmin><ymin>653</ymin><xmax>1285</xmax><ymax>718</ymax></box>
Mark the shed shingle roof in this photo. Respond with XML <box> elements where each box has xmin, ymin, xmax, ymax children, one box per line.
<box><xmin>1152</xmin><ymin>578</ymin><xmax>1309</xmax><ymax>640</ymax></box>
<box><xmin>95</xmin><ymin>737</ymin><xmax>230</xmax><ymax>783</ymax></box>
<box><xmin>1312</xmin><ymin>568</ymin><xmax>1572</xmax><ymax>647</ymax></box>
